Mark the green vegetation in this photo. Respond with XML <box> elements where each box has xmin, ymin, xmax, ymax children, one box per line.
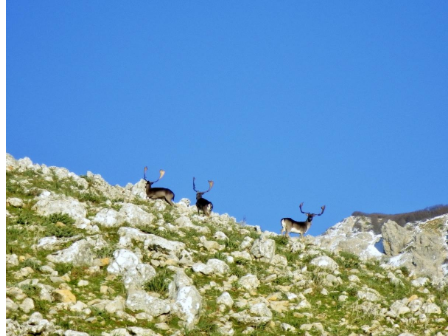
<box><xmin>144</xmin><ymin>268</ymin><xmax>174</xmax><ymax>297</ymax></box>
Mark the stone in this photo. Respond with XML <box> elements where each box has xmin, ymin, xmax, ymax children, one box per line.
<box><xmin>53</xmin><ymin>289</ymin><xmax>77</xmax><ymax>303</ymax></box>
<box><xmin>250</xmin><ymin>234</ymin><xmax>276</xmax><ymax>262</ymax></box>
<box><xmin>238</xmin><ymin>274</ymin><xmax>260</xmax><ymax>291</ymax></box>
<box><xmin>217</xmin><ymin>292</ymin><xmax>234</xmax><ymax>308</ymax></box>
<box><xmin>126</xmin><ymin>289</ymin><xmax>171</xmax><ymax>317</ymax></box>
<box><xmin>310</xmin><ymin>256</ymin><xmax>339</xmax><ymax>271</ymax></box>
<box><xmin>381</xmin><ymin>220</ymin><xmax>413</xmax><ymax>256</ymax></box>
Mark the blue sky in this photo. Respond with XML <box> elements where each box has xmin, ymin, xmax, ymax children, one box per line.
<box><xmin>7</xmin><ymin>1</ymin><xmax>448</xmax><ymax>236</ymax></box>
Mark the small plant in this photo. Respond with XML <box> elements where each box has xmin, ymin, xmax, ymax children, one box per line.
<box><xmin>400</xmin><ymin>265</ymin><xmax>410</xmax><ymax>277</ymax></box>
<box><xmin>273</xmin><ymin>235</ymin><xmax>289</xmax><ymax>246</ymax></box>
<box><xmin>190</xmin><ymin>314</ymin><xmax>219</xmax><ymax>335</ymax></box>
<box><xmin>41</xmin><ymin>213</ymin><xmax>79</xmax><ymax>237</ymax></box>
<box><xmin>212</xmin><ymin>251</ymin><xmax>226</xmax><ymax>261</ymax></box>
<box><xmin>33</xmin><ymin>298</ymin><xmax>51</xmax><ymax>314</ymax></box>
<box><xmin>54</xmin><ymin>263</ymin><xmax>74</xmax><ymax>275</ymax></box>
<box><xmin>229</xmin><ymin>264</ymin><xmax>246</xmax><ymax>278</ymax></box>
<box><xmin>43</xmin><ymin>213</ymin><xmax>75</xmax><ymax>226</ymax></box>
<box><xmin>224</xmin><ymin>239</ymin><xmax>239</xmax><ymax>250</ymax></box>
<box><xmin>80</xmin><ymin>175</ymin><xmax>94</xmax><ymax>187</ymax></box>
<box><xmin>96</xmin><ymin>245</ymin><xmax>115</xmax><ymax>259</ymax></box>
<box><xmin>45</xmin><ymin>225</ymin><xmax>77</xmax><ymax>238</ymax></box>
<box><xmin>338</xmin><ymin>251</ymin><xmax>361</xmax><ymax>269</ymax></box>
<box><xmin>272</xmin><ymin>276</ymin><xmax>291</xmax><ymax>286</ymax></box>
<box><xmin>54</xmin><ymin>316</ymin><xmax>71</xmax><ymax>330</ymax></box>
<box><xmin>234</xmin><ymin>257</ymin><xmax>249</xmax><ymax>266</ymax></box>
<box><xmin>20</xmin><ymin>283</ymin><xmax>40</xmax><ymax>297</ymax></box>
<box><xmin>163</xmin><ymin>211</ymin><xmax>175</xmax><ymax>224</ymax></box>
<box><xmin>13</xmin><ymin>208</ymin><xmax>38</xmax><ymax>225</ymax></box>
<box><xmin>69</xmin><ymin>266</ymin><xmax>89</xmax><ymax>280</ymax></box>
<box><xmin>283</xmin><ymin>250</ymin><xmax>300</xmax><ymax>264</ymax></box>
<box><xmin>6</xmin><ymin>225</ymin><xmax>24</xmax><ymax>253</ymax></box>
<box><xmin>144</xmin><ymin>268</ymin><xmax>174</xmax><ymax>296</ymax></box>
<box><xmin>22</xmin><ymin>258</ymin><xmax>41</xmax><ymax>271</ymax></box>
<box><xmin>140</xmin><ymin>225</ymin><xmax>159</xmax><ymax>235</ymax></box>
<box><xmin>78</xmin><ymin>192</ymin><xmax>106</xmax><ymax>204</ymax></box>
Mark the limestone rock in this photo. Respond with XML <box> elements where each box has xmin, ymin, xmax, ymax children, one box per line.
<box><xmin>381</xmin><ymin>220</ymin><xmax>413</xmax><ymax>256</ymax></box>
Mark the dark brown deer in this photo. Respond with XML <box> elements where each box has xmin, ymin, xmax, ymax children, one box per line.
<box><xmin>281</xmin><ymin>202</ymin><xmax>325</xmax><ymax>238</ymax></box>
<box><xmin>193</xmin><ymin>177</ymin><xmax>214</xmax><ymax>216</ymax></box>
<box><xmin>143</xmin><ymin>167</ymin><xmax>175</xmax><ymax>206</ymax></box>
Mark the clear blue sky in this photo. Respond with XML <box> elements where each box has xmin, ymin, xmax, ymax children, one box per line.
<box><xmin>7</xmin><ymin>1</ymin><xmax>448</xmax><ymax>236</ymax></box>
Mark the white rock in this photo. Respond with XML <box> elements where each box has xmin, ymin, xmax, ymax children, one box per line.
<box><xmin>217</xmin><ymin>292</ymin><xmax>234</xmax><ymax>308</ymax></box>
<box><xmin>310</xmin><ymin>256</ymin><xmax>339</xmax><ymax>271</ymax></box>
<box><xmin>238</xmin><ymin>274</ymin><xmax>260</xmax><ymax>291</ymax></box>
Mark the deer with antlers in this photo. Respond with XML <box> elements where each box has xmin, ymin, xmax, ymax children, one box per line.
<box><xmin>281</xmin><ymin>202</ymin><xmax>326</xmax><ymax>238</ymax></box>
<box><xmin>193</xmin><ymin>177</ymin><xmax>214</xmax><ymax>216</ymax></box>
<box><xmin>143</xmin><ymin>167</ymin><xmax>175</xmax><ymax>206</ymax></box>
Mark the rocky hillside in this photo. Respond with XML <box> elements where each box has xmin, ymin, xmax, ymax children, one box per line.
<box><xmin>5</xmin><ymin>154</ymin><xmax>448</xmax><ymax>336</ymax></box>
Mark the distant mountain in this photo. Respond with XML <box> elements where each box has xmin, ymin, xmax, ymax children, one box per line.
<box><xmin>352</xmin><ymin>205</ymin><xmax>448</xmax><ymax>233</ymax></box>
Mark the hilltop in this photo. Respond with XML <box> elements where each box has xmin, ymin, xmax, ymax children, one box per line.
<box><xmin>5</xmin><ymin>154</ymin><xmax>448</xmax><ymax>336</ymax></box>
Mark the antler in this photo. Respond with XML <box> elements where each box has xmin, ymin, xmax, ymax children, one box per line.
<box><xmin>193</xmin><ymin>177</ymin><xmax>198</xmax><ymax>192</ymax></box>
<box><xmin>300</xmin><ymin>202</ymin><xmax>325</xmax><ymax>216</ymax></box>
<box><xmin>153</xmin><ymin>169</ymin><xmax>165</xmax><ymax>183</ymax></box>
<box><xmin>193</xmin><ymin>178</ymin><xmax>214</xmax><ymax>193</ymax></box>
<box><xmin>317</xmin><ymin>205</ymin><xmax>326</xmax><ymax>216</ymax></box>
<box><xmin>145</xmin><ymin>167</ymin><xmax>165</xmax><ymax>184</ymax></box>
<box><xmin>206</xmin><ymin>180</ymin><xmax>214</xmax><ymax>193</ymax></box>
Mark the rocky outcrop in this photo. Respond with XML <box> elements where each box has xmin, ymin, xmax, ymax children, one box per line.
<box><xmin>381</xmin><ymin>220</ymin><xmax>413</xmax><ymax>256</ymax></box>
<box><xmin>315</xmin><ymin>216</ymin><xmax>383</xmax><ymax>260</ymax></box>
<box><xmin>317</xmin><ymin>214</ymin><xmax>448</xmax><ymax>281</ymax></box>
<box><xmin>389</xmin><ymin>221</ymin><xmax>448</xmax><ymax>280</ymax></box>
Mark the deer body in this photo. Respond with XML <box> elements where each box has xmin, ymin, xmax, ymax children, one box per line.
<box><xmin>193</xmin><ymin>178</ymin><xmax>214</xmax><ymax>216</ymax></box>
<box><xmin>196</xmin><ymin>196</ymin><xmax>213</xmax><ymax>216</ymax></box>
<box><xmin>281</xmin><ymin>203</ymin><xmax>325</xmax><ymax>238</ymax></box>
<box><xmin>281</xmin><ymin>218</ymin><xmax>312</xmax><ymax>238</ymax></box>
<box><xmin>144</xmin><ymin>167</ymin><xmax>175</xmax><ymax>206</ymax></box>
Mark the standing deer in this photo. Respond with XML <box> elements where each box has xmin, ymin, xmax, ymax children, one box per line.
<box><xmin>281</xmin><ymin>202</ymin><xmax>326</xmax><ymax>238</ymax></box>
<box><xmin>193</xmin><ymin>177</ymin><xmax>214</xmax><ymax>216</ymax></box>
<box><xmin>143</xmin><ymin>167</ymin><xmax>175</xmax><ymax>206</ymax></box>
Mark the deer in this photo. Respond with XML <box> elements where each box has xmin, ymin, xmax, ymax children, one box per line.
<box><xmin>281</xmin><ymin>202</ymin><xmax>326</xmax><ymax>239</ymax></box>
<box><xmin>143</xmin><ymin>167</ymin><xmax>175</xmax><ymax>206</ymax></box>
<box><xmin>193</xmin><ymin>177</ymin><xmax>214</xmax><ymax>216</ymax></box>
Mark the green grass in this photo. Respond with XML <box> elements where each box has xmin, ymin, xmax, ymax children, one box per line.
<box><xmin>273</xmin><ymin>235</ymin><xmax>289</xmax><ymax>246</ymax></box>
<box><xmin>54</xmin><ymin>262</ymin><xmax>74</xmax><ymax>275</ymax></box>
<box><xmin>21</xmin><ymin>258</ymin><xmax>41</xmax><ymax>271</ymax></box>
<box><xmin>144</xmin><ymin>268</ymin><xmax>174</xmax><ymax>297</ymax></box>
<box><xmin>336</xmin><ymin>251</ymin><xmax>361</xmax><ymax>269</ymax></box>
<box><xmin>41</xmin><ymin>213</ymin><xmax>79</xmax><ymax>238</ymax></box>
<box><xmin>78</xmin><ymin>192</ymin><xmax>107</xmax><ymax>204</ymax></box>
<box><xmin>163</xmin><ymin>211</ymin><xmax>176</xmax><ymax>224</ymax></box>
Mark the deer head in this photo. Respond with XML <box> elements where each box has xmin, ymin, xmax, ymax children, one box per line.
<box><xmin>299</xmin><ymin>202</ymin><xmax>326</xmax><ymax>222</ymax></box>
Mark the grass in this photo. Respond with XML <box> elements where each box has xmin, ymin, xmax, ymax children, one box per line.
<box><xmin>21</xmin><ymin>258</ymin><xmax>41</xmax><ymax>271</ymax></box>
<box><xmin>336</xmin><ymin>251</ymin><xmax>362</xmax><ymax>269</ymax></box>
<box><xmin>219</xmin><ymin>229</ymin><xmax>245</xmax><ymax>250</ymax></box>
<box><xmin>95</xmin><ymin>245</ymin><xmax>116</xmax><ymax>259</ymax></box>
<box><xmin>78</xmin><ymin>192</ymin><xmax>107</xmax><ymax>204</ymax></box>
<box><xmin>273</xmin><ymin>235</ymin><xmax>289</xmax><ymax>246</ymax></box>
<box><xmin>283</xmin><ymin>250</ymin><xmax>301</xmax><ymax>265</ymax></box>
<box><xmin>163</xmin><ymin>211</ymin><xmax>176</xmax><ymax>224</ymax></box>
<box><xmin>144</xmin><ymin>268</ymin><xmax>174</xmax><ymax>297</ymax></box>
